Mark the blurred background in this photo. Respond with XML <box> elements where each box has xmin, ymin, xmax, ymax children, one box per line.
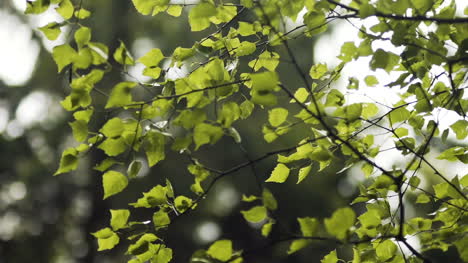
<box><xmin>0</xmin><ymin>0</ymin><xmax>466</xmax><ymax>263</ymax></box>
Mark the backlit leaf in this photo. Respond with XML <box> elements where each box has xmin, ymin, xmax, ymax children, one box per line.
<box><xmin>39</xmin><ymin>22</ymin><xmax>61</xmax><ymax>40</ymax></box>
<box><xmin>105</xmin><ymin>82</ymin><xmax>137</xmax><ymax>108</ymax></box>
<box><xmin>298</xmin><ymin>217</ymin><xmax>318</xmax><ymax>237</ymax></box>
<box><xmin>52</xmin><ymin>44</ymin><xmax>77</xmax><ymax>72</ymax></box>
<box><xmin>207</xmin><ymin>240</ymin><xmax>232</xmax><ymax>262</ymax></box>
<box><xmin>266</xmin><ymin>163</ymin><xmax>290</xmax><ymax>183</ymax></box>
<box><xmin>153</xmin><ymin>210</ymin><xmax>170</xmax><ymax>228</ymax></box>
<box><xmin>188</xmin><ymin>2</ymin><xmax>217</xmax><ymax>31</ymax></box>
<box><xmin>321</xmin><ymin>250</ymin><xmax>338</xmax><ymax>263</ymax></box>
<box><xmin>102</xmin><ymin>171</ymin><xmax>128</xmax><ymax>199</ymax></box>
<box><xmin>241</xmin><ymin>206</ymin><xmax>267</xmax><ymax>223</ymax></box>
<box><xmin>110</xmin><ymin>209</ymin><xmax>130</xmax><ymax>231</ymax></box>
<box><xmin>54</xmin><ymin>148</ymin><xmax>78</xmax><ymax>175</ymax></box>
<box><xmin>324</xmin><ymin>207</ymin><xmax>355</xmax><ymax>240</ymax></box>
<box><xmin>92</xmin><ymin>228</ymin><xmax>120</xmax><ymax>251</ymax></box>
<box><xmin>268</xmin><ymin>108</ymin><xmax>288</xmax><ymax>127</ymax></box>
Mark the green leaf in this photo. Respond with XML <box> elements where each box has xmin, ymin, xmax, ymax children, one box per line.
<box><xmin>127</xmin><ymin>233</ymin><xmax>158</xmax><ymax>258</ymax></box>
<box><xmin>411</xmin><ymin>0</ymin><xmax>433</xmax><ymax>13</ymax></box>
<box><xmin>324</xmin><ymin>207</ymin><xmax>356</xmax><ymax>240</ymax></box>
<box><xmin>416</xmin><ymin>193</ymin><xmax>430</xmax><ymax>203</ymax></box>
<box><xmin>450</xmin><ymin>120</ymin><xmax>468</xmax><ymax>140</ymax></box>
<box><xmin>105</xmin><ymin>82</ymin><xmax>137</xmax><ymax>108</ymax></box>
<box><xmin>102</xmin><ymin>171</ymin><xmax>128</xmax><ymax>199</ymax></box>
<box><xmin>39</xmin><ymin>22</ymin><xmax>61</xmax><ymax>40</ymax></box>
<box><xmin>207</xmin><ymin>240</ymin><xmax>232</xmax><ymax>262</ymax></box>
<box><xmin>288</xmin><ymin>239</ymin><xmax>311</xmax><ymax>254</ymax></box>
<box><xmin>74</xmin><ymin>8</ymin><xmax>91</xmax><ymax>19</ymax></box>
<box><xmin>172</xmin><ymin>47</ymin><xmax>195</xmax><ymax>61</ymax></box>
<box><xmin>152</xmin><ymin>245</ymin><xmax>173</xmax><ymax>263</ymax></box>
<box><xmin>238</xmin><ymin>22</ymin><xmax>256</xmax><ymax>36</ymax></box>
<box><xmin>455</xmin><ymin>236</ymin><xmax>468</xmax><ymax>262</ymax></box>
<box><xmin>303</xmin><ymin>11</ymin><xmax>327</xmax><ymax>35</ymax></box>
<box><xmin>69</xmin><ymin>120</ymin><xmax>88</xmax><ymax>142</ymax></box>
<box><xmin>321</xmin><ymin>250</ymin><xmax>338</xmax><ymax>263</ymax></box>
<box><xmin>374</xmin><ymin>240</ymin><xmax>397</xmax><ymax>261</ymax></box>
<box><xmin>98</xmin><ymin>137</ymin><xmax>127</xmax><ymax>156</ymax></box>
<box><xmin>144</xmin><ymin>130</ymin><xmax>166</xmax><ymax>167</ymax></box>
<box><xmin>127</xmin><ymin>160</ymin><xmax>142</xmax><ymax>179</ymax></box>
<box><xmin>52</xmin><ymin>44</ymin><xmax>77</xmax><ymax>72</ymax></box>
<box><xmin>250</xmin><ymin>71</ymin><xmax>279</xmax><ymax>106</ymax></box>
<box><xmin>359</xmin><ymin>3</ymin><xmax>375</xmax><ymax>18</ymax></box>
<box><xmin>131</xmin><ymin>185</ymin><xmax>168</xmax><ymax>208</ymax></box>
<box><xmin>166</xmin><ymin>5</ymin><xmax>182</xmax><ymax>17</ymax></box>
<box><xmin>56</xmin><ymin>0</ymin><xmax>74</xmax><ymax>19</ymax></box>
<box><xmin>240</xmin><ymin>100</ymin><xmax>255</xmax><ymax>119</ymax></box>
<box><xmin>248</xmin><ymin>51</ymin><xmax>280</xmax><ymax>71</ymax></box>
<box><xmin>110</xmin><ymin>209</ymin><xmax>130</xmax><ymax>230</ymax></box>
<box><xmin>461</xmin><ymin>174</ymin><xmax>468</xmax><ymax>188</ymax></box>
<box><xmin>364</xmin><ymin>75</ymin><xmax>379</xmax><ymax>87</ymax></box>
<box><xmin>268</xmin><ymin>108</ymin><xmax>288</xmax><ymax>127</ymax></box>
<box><xmin>437</xmin><ymin>146</ymin><xmax>468</xmax><ymax>163</ymax></box>
<box><xmin>174</xmin><ymin>196</ymin><xmax>193</xmax><ymax>213</ymax></box>
<box><xmin>370</xmin><ymin>49</ymin><xmax>400</xmax><ymax>73</ymax></box>
<box><xmin>241</xmin><ymin>206</ymin><xmax>267</xmax><ymax>223</ymax></box>
<box><xmin>297</xmin><ymin>165</ymin><xmax>312</xmax><ymax>183</ymax></box>
<box><xmin>188</xmin><ymin>2</ymin><xmax>217</xmax><ymax>31</ymax></box>
<box><xmin>265</xmin><ymin>163</ymin><xmax>290</xmax><ymax>183</ymax></box>
<box><xmin>261</xmin><ymin>220</ymin><xmax>274</xmax><ymax>237</ymax></box>
<box><xmin>25</xmin><ymin>0</ymin><xmax>49</xmax><ymax>14</ymax></box>
<box><xmin>54</xmin><ymin>148</ymin><xmax>78</xmax><ymax>175</ymax></box>
<box><xmin>92</xmin><ymin>228</ymin><xmax>120</xmax><ymax>251</ymax></box>
<box><xmin>218</xmin><ymin>102</ymin><xmax>240</xmax><ymax>127</ymax></box>
<box><xmin>153</xmin><ymin>210</ymin><xmax>170</xmax><ymax>228</ymax></box>
<box><xmin>388</xmin><ymin>106</ymin><xmax>410</xmax><ymax>124</ymax></box>
<box><xmin>75</xmin><ymin>26</ymin><xmax>91</xmax><ymax>49</ymax></box>
<box><xmin>100</xmin><ymin>118</ymin><xmax>124</xmax><ymax>138</ymax></box>
<box><xmin>293</xmin><ymin>88</ymin><xmax>309</xmax><ymax>103</ymax></box>
<box><xmin>362</xmin><ymin>103</ymin><xmax>379</xmax><ymax>119</ymax></box>
<box><xmin>235</xmin><ymin>41</ymin><xmax>256</xmax><ymax>56</ymax></box>
<box><xmin>113</xmin><ymin>41</ymin><xmax>134</xmax><ymax>65</ymax></box>
<box><xmin>298</xmin><ymin>217</ymin><xmax>318</xmax><ymax>237</ymax></box>
<box><xmin>358</xmin><ymin>209</ymin><xmax>381</xmax><ymax>228</ymax></box>
<box><xmin>262</xmin><ymin>188</ymin><xmax>278</xmax><ymax>210</ymax></box>
<box><xmin>325</xmin><ymin>89</ymin><xmax>345</xmax><ymax>107</ymax></box>
<box><xmin>94</xmin><ymin>158</ymin><xmax>120</xmax><ymax>172</ymax></box>
<box><xmin>138</xmin><ymin>48</ymin><xmax>164</xmax><ymax>67</ymax></box>
<box><xmin>338</xmin><ymin>42</ymin><xmax>357</xmax><ymax>62</ymax></box>
<box><xmin>131</xmin><ymin>0</ymin><xmax>168</xmax><ymax>15</ymax></box>
<box><xmin>309</xmin><ymin>63</ymin><xmax>328</xmax><ymax>79</ymax></box>
<box><xmin>193</xmin><ymin>123</ymin><xmax>223</xmax><ymax>149</ymax></box>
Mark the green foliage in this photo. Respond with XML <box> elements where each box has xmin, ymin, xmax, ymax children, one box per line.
<box><xmin>207</xmin><ymin>240</ymin><xmax>233</xmax><ymax>262</ymax></box>
<box><xmin>28</xmin><ymin>0</ymin><xmax>468</xmax><ymax>262</ymax></box>
<box><xmin>102</xmin><ymin>171</ymin><xmax>128</xmax><ymax>199</ymax></box>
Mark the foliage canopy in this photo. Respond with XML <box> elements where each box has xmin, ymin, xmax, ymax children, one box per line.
<box><xmin>26</xmin><ymin>0</ymin><xmax>468</xmax><ymax>262</ymax></box>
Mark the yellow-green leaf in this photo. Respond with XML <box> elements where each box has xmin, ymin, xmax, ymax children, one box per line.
<box><xmin>102</xmin><ymin>171</ymin><xmax>128</xmax><ymax>199</ymax></box>
<box><xmin>241</xmin><ymin>206</ymin><xmax>267</xmax><ymax>223</ymax></box>
<box><xmin>92</xmin><ymin>228</ymin><xmax>120</xmax><ymax>251</ymax></box>
<box><xmin>266</xmin><ymin>163</ymin><xmax>290</xmax><ymax>183</ymax></box>
<box><xmin>105</xmin><ymin>82</ymin><xmax>137</xmax><ymax>108</ymax></box>
<box><xmin>52</xmin><ymin>44</ymin><xmax>77</xmax><ymax>72</ymax></box>
<box><xmin>207</xmin><ymin>240</ymin><xmax>232</xmax><ymax>262</ymax></box>
<box><xmin>110</xmin><ymin>209</ymin><xmax>130</xmax><ymax>231</ymax></box>
<box><xmin>324</xmin><ymin>207</ymin><xmax>355</xmax><ymax>240</ymax></box>
<box><xmin>39</xmin><ymin>22</ymin><xmax>61</xmax><ymax>40</ymax></box>
<box><xmin>268</xmin><ymin>108</ymin><xmax>288</xmax><ymax>127</ymax></box>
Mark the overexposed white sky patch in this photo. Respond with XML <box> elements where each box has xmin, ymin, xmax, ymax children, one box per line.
<box><xmin>0</xmin><ymin>10</ymin><xmax>40</xmax><ymax>86</ymax></box>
